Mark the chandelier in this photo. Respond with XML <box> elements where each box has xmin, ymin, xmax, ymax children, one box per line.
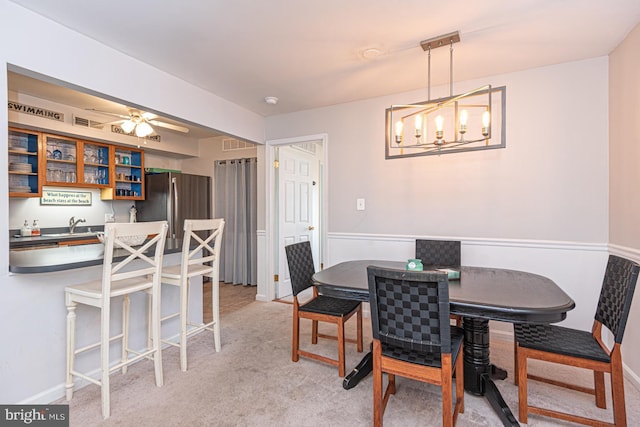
<box><xmin>385</xmin><ymin>31</ymin><xmax>506</xmax><ymax>159</ymax></box>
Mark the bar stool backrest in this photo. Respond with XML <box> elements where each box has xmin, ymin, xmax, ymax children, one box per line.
<box><xmin>102</xmin><ymin>221</ymin><xmax>169</xmax><ymax>297</ymax></box>
<box><xmin>180</xmin><ymin>218</ymin><xmax>225</xmax><ymax>280</ymax></box>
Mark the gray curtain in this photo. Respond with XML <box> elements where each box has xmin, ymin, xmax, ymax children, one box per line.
<box><xmin>214</xmin><ymin>158</ymin><xmax>257</xmax><ymax>286</ymax></box>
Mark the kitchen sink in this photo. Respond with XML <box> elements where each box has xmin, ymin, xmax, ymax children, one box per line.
<box><xmin>41</xmin><ymin>232</ymin><xmax>98</xmax><ymax>238</ymax></box>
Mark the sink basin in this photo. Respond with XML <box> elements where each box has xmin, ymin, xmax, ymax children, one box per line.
<box><xmin>41</xmin><ymin>232</ymin><xmax>98</xmax><ymax>238</ymax></box>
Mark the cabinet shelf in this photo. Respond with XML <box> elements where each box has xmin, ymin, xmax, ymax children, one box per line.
<box><xmin>8</xmin><ymin>127</ymin><xmax>43</xmax><ymax>198</ymax></box>
<box><xmin>9</xmin><ymin>171</ymin><xmax>38</xmax><ymax>176</ymax></box>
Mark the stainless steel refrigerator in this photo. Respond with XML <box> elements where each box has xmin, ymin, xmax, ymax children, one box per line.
<box><xmin>136</xmin><ymin>172</ymin><xmax>211</xmax><ymax>239</ymax></box>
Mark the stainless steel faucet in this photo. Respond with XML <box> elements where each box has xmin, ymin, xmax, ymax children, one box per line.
<box><xmin>69</xmin><ymin>216</ymin><xmax>86</xmax><ymax>234</ymax></box>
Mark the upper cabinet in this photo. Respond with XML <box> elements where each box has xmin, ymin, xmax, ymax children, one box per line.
<box><xmin>105</xmin><ymin>147</ymin><xmax>145</xmax><ymax>200</ymax></box>
<box><xmin>8</xmin><ymin>127</ymin><xmax>43</xmax><ymax>197</ymax></box>
<box><xmin>9</xmin><ymin>127</ymin><xmax>144</xmax><ymax>200</ymax></box>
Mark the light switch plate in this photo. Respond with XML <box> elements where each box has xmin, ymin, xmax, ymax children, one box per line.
<box><xmin>356</xmin><ymin>198</ymin><xmax>365</xmax><ymax>211</ymax></box>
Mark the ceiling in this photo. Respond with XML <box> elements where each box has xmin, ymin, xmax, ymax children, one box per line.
<box><xmin>7</xmin><ymin>0</ymin><xmax>640</xmax><ymax>120</ymax></box>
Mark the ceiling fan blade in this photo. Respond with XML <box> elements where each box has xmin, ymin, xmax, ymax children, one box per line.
<box><xmin>141</xmin><ymin>111</ymin><xmax>157</xmax><ymax>121</ymax></box>
<box><xmin>86</xmin><ymin>108</ymin><xmax>130</xmax><ymax>120</ymax></box>
<box><xmin>148</xmin><ymin>120</ymin><xmax>190</xmax><ymax>133</ymax></box>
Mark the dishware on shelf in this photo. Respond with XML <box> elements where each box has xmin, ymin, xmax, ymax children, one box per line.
<box><xmin>9</xmin><ymin>186</ymin><xmax>31</xmax><ymax>193</ymax></box>
<box><xmin>9</xmin><ymin>163</ymin><xmax>32</xmax><ymax>173</ymax></box>
<box><xmin>52</xmin><ymin>149</ymin><xmax>62</xmax><ymax>160</ymax></box>
<box><xmin>65</xmin><ymin>171</ymin><xmax>77</xmax><ymax>183</ymax></box>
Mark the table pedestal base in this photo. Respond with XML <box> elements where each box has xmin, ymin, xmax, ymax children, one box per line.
<box><xmin>463</xmin><ymin>317</ymin><xmax>519</xmax><ymax>427</ymax></box>
<box><xmin>343</xmin><ymin>349</ymin><xmax>372</xmax><ymax>390</ymax></box>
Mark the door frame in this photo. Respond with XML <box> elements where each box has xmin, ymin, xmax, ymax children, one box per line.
<box><xmin>264</xmin><ymin>133</ymin><xmax>328</xmax><ymax>301</ymax></box>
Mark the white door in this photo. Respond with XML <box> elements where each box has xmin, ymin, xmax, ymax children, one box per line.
<box><xmin>276</xmin><ymin>145</ymin><xmax>320</xmax><ymax>298</ymax></box>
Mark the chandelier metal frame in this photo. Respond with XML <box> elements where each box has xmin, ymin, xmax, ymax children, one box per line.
<box><xmin>385</xmin><ymin>31</ymin><xmax>506</xmax><ymax>159</ymax></box>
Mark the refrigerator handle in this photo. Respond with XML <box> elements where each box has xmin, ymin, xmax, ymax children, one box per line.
<box><xmin>172</xmin><ymin>177</ymin><xmax>179</xmax><ymax>239</ymax></box>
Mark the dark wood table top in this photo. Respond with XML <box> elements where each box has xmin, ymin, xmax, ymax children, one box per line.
<box><xmin>313</xmin><ymin>260</ymin><xmax>575</xmax><ymax>324</ymax></box>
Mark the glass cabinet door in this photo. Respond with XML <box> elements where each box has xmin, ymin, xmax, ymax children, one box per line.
<box><xmin>8</xmin><ymin>128</ymin><xmax>42</xmax><ymax>197</ymax></box>
<box><xmin>44</xmin><ymin>134</ymin><xmax>78</xmax><ymax>186</ymax></box>
<box><xmin>81</xmin><ymin>142</ymin><xmax>111</xmax><ymax>187</ymax></box>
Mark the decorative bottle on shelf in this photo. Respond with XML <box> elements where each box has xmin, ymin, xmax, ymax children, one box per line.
<box><xmin>31</xmin><ymin>219</ymin><xmax>40</xmax><ymax>236</ymax></box>
<box><xmin>21</xmin><ymin>220</ymin><xmax>32</xmax><ymax>237</ymax></box>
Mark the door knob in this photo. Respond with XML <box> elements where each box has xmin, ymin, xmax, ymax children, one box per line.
<box><xmin>308</xmin><ymin>226</ymin><xmax>315</xmax><ymax>231</ymax></box>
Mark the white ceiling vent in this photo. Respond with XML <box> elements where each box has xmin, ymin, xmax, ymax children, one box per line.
<box><xmin>222</xmin><ymin>138</ymin><xmax>253</xmax><ymax>151</ymax></box>
<box><xmin>72</xmin><ymin>115</ymin><xmax>105</xmax><ymax>129</ymax></box>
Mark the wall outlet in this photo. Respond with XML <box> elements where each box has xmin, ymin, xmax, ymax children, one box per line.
<box><xmin>105</xmin><ymin>213</ymin><xmax>115</xmax><ymax>222</ymax></box>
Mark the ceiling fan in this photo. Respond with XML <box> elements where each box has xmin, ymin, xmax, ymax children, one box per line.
<box><xmin>87</xmin><ymin>108</ymin><xmax>190</xmax><ymax>137</ymax></box>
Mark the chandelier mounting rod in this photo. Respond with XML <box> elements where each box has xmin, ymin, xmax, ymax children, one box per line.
<box><xmin>420</xmin><ymin>31</ymin><xmax>460</xmax><ymax>100</ymax></box>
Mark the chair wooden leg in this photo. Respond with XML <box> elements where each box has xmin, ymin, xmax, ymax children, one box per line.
<box><xmin>441</xmin><ymin>354</ymin><xmax>453</xmax><ymax>427</ymax></box>
<box><xmin>594</xmin><ymin>370</ymin><xmax>606</xmax><ymax>409</ymax></box>
<box><xmin>356</xmin><ymin>305</ymin><xmax>363</xmax><ymax>352</ymax></box>
<box><xmin>100</xmin><ymin>301</ymin><xmax>111</xmax><ymax>419</ymax></box>
<box><xmin>373</xmin><ymin>340</ymin><xmax>384</xmax><ymax>427</ymax></box>
<box><xmin>513</xmin><ymin>339</ymin><xmax>519</xmax><ymax>386</ymax></box>
<box><xmin>337</xmin><ymin>319</ymin><xmax>346</xmax><ymax>377</ymax></box>
<box><xmin>179</xmin><ymin>278</ymin><xmax>189</xmax><ymax>372</ymax></box>
<box><xmin>611</xmin><ymin>352</ymin><xmax>627</xmax><ymax>427</ymax></box>
<box><xmin>456</xmin><ymin>349</ymin><xmax>464</xmax><ymax>415</ymax></box>
<box><xmin>121</xmin><ymin>295</ymin><xmax>130</xmax><ymax>374</ymax></box>
<box><xmin>311</xmin><ymin>319</ymin><xmax>319</xmax><ymax>344</ymax></box>
<box><xmin>517</xmin><ymin>345</ymin><xmax>528</xmax><ymax>424</ymax></box>
<box><xmin>65</xmin><ymin>300</ymin><xmax>76</xmax><ymax>401</ymax></box>
<box><xmin>387</xmin><ymin>374</ymin><xmax>396</xmax><ymax>395</ymax></box>
<box><xmin>292</xmin><ymin>307</ymin><xmax>300</xmax><ymax>362</ymax></box>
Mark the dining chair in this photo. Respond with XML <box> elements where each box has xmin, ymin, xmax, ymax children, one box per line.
<box><xmin>415</xmin><ymin>239</ymin><xmax>462</xmax><ymax>326</ymax></box>
<box><xmin>158</xmin><ymin>218</ymin><xmax>225</xmax><ymax>371</ymax></box>
<box><xmin>65</xmin><ymin>221</ymin><xmax>168</xmax><ymax>419</ymax></box>
<box><xmin>285</xmin><ymin>241</ymin><xmax>363</xmax><ymax>377</ymax></box>
<box><xmin>367</xmin><ymin>266</ymin><xmax>464</xmax><ymax>427</ymax></box>
<box><xmin>514</xmin><ymin>254</ymin><xmax>639</xmax><ymax>426</ymax></box>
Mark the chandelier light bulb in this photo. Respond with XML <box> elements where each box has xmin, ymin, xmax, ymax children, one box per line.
<box><xmin>435</xmin><ymin>114</ymin><xmax>444</xmax><ymax>143</ymax></box>
<box><xmin>459</xmin><ymin>110</ymin><xmax>468</xmax><ymax>134</ymax></box>
<box><xmin>482</xmin><ymin>110</ymin><xmax>491</xmax><ymax>136</ymax></box>
<box><xmin>395</xmin><ymin>121</ymin><xmax>403</xmax><ymax>143</ymax></box>
<box><xmin>414</xmin><ymin>115</ymin><xmax>422</xmax><ymax>138</ymax></box>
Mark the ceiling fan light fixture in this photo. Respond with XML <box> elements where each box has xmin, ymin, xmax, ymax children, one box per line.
<box><xmin>135</xmin><ymin>121</ymin><xmax>154</xmax><ymax>138</ymax></box>
<box><xmin>121</xmin><ymin>120</ymin><xmax>136</xmax><ymax>134</ymax></box>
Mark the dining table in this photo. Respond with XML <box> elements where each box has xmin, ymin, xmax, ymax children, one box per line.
<box><xmin>312</xmin><ymin>260</ymin><xmax>575</xmax><ymax>427</ymax></box>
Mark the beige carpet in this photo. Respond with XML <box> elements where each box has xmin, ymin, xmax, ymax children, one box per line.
<box><xmin>57</xmin><ymin>298</ymin><xmax>640</xmax><ymax>426</ymax></box>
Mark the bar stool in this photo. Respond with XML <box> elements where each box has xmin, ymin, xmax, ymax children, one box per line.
<box><xmin>65</xmin><ymin>221</ymin><xmax>168</xmax><ymax>419</ymax></box>
<box><xmin>159</xmin><ymin>218</ymin><xmax>225</xmax><ymax>371</ymax></box>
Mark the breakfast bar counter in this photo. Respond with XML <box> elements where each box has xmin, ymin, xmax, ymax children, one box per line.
<box><xmin>9</xmin><ymin>238</ymin><xmax>184</xmax><ymax>274</ymax></box>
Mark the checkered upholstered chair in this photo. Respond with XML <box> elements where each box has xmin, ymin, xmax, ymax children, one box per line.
<box><xmin>367</xmin><ymin>266</ymin><xmax>464</xmax><ymax>427</ymax></box>
<box><xmin>514</xmin><ymin>255</ymin><xmax>640</xmax><ymax>426</ymax></box>
<box><xmin>415</xmin><ymin>239</ymin><xmax>462</xmax><ymax>326</ymax></box>
<box><xmin>415</xmin><ymin>239</ymin><xmax>461</xmax><ymax>269</ymax></box>
<box><xmin>285</xmin><ymin>241</ymin><xmax>363</xmax><ymax>377</ymax></box>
